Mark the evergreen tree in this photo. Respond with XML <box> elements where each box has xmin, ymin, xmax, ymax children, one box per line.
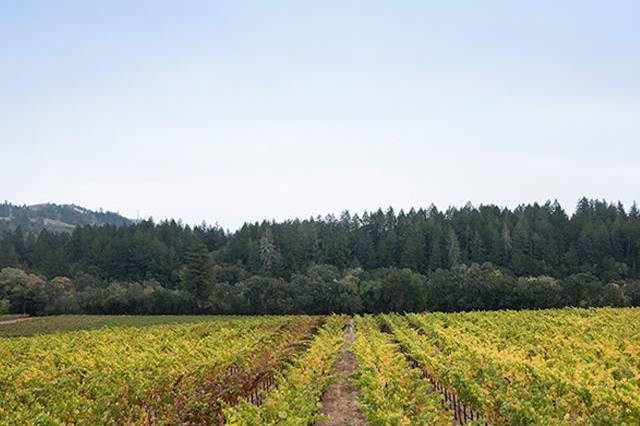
<box><xmin>511</xmin><ymin>217</ymin><xmax>532</xmax><ymax>275</ymax></box>
<box><xmin>377</xmin><ymin>230</ymin><xmax>398</xmax><ymax>267</ymax></box>
<box><xmin>353</xmin><ymin>230</ymin><xmax>376</xmax><ymax>269</ymax></box>
<box><xmin>258</xmin><ymin>228</ymin><xmax>279</xmax><ymax>271</ymax></box>
<box><xmin>469</xmin><ymin>231</ymin><xmax>484</xmax><ymax>263</ymax></box>
<box><xmin>501</xmin><ymin>221</ymin><xmax>512</xmax><ymax>264</ymax></box>
<box><xmin>447</xmin><ymin>228</ymin><xmax>461</xmax><ymax>268</ymax></box>
<box><xmin>179</xmin><ymin>241</ymin><xmax>213</xmax><ymax>309</ymax></box>
<box><xmin>0</xmin><ymin>238</ymin><xmax>18</xmax><ymax>268</ymax></box>
<box><xmin>400</xmin><ymin>231</ymin><xmax>427</xmax><ymax>272</ymax></box>
<box><xmin>428</xmin><ymin>225</ymin><xmax>444</xmax><ymax>270</ymax></box>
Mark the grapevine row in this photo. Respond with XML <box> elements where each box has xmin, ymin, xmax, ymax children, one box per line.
<box><xmin>152</xmin><ymin>315</ymin><xmax>323</xmax><ymax>424</ymax></box>
<box><xmin>224</xmin><ymin>315</ymin><xmax>348</xmax><ymax>425</ymax></box>
<box><xmin>353</xmin><ymin>315</ymin><xmax>452</xmax><ymax>425</ymax></box>
<box><xmin>0</xmin><ymin>316</ymin><xmax>291</xmax><ymax>424</ymax></box>
<box><xmin>383</xmin><ymin>308</ymin><xmax>640</xmax><ymax>425</ymax></box>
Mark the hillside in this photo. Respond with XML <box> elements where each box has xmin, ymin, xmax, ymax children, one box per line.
<box><xmin>0</xmin><ymin>202</ymin><xmax>131</xmax><ymax>234</ymax></box>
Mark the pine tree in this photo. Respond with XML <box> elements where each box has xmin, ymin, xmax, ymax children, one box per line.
<box><xmin>0</xmin><ymin>239</ymin><xmax>18</xmax><ymax>268</ymax></box>
<box><xmin>501</xmin><ymin>221</ymin><xmax>512</xmax><ymax>264</ymax></box>
<box><xmin>179</xmin><ymin>241</ymin><xmax>213</xmax><ymax>308</ymax></box>
<box><xmin>469</xmin><ymin>231</ymin><xmax>484</xmax><ymax>263</ymax></box>
<box><xmin>428</xmin><ymin>225</ymin><xmax>443</xmax><ymax>270</ymax></box>
<box><xmin>401</xmin><ymin>231</ymin><xmax>427</xmax><ymax>273</ymax></box>
<box><xmin>447</xmin><ymin>228</ymin><xmax>461</xmax><ymax>268</ymax></box>
<box><xmin>353</xmin><ymin>230</ymin><xmax>375</xmax><ymax>269</ymax></box>
<box><xmin>259</xmin><ymin>228</ymin><xmax>279</xmax><ymax>271</ymax></box>
<box><xmin>511</xmin><ymin>217</ymin><xmax>532</xmax><ymax>275</ymax></box>
<box><xmin>377</xmin><ymin>230</ymin><xmax>398</xmax><ymax>267</ymax></box>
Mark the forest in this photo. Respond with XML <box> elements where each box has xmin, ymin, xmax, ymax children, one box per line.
<box><xmin>1</xmin><ymin>198</ymin><xmax>639</xmax><ymax>315</ymax></box>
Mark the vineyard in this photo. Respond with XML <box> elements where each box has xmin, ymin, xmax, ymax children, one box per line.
<box><xmin>1</xmin><ymin>308</ymin><xmax>639</xmax><ymax>425</ymax></box>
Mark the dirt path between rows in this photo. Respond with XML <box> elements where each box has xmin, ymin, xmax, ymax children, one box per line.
<box><xmin>316</xmin><ymin>318</ymin><xmax>367</xmax><ymax>426</ymax></box>
<box><xmin>0</xmin><ymin>317</ymin><xmax>35</xmax><ymax>325</ymax></box>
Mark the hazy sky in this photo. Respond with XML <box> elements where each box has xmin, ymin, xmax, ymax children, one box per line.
<box><xmin>2</xmin><ymin>1</ymin><xmax>639</xmax><ymax>229</ymax></box>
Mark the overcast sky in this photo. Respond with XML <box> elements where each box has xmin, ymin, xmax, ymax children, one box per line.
<box><xmin>2</xmin><ymin>1</ymin><xmax>639</xmax><ymax>229</ymax></box>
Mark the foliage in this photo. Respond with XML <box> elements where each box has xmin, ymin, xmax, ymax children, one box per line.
<box><xmin>0</xmin><ymin>316</ymin><xmax>292</xmax><ymax>424</ymax></box>
<box><xmin>382</xmin><ymin>308</ymin><xmax>640</xmax><ymax>425</ymax></box>
<box><xmin>2</xmin><ymin>309</ymin><xmax>640</xmax><ymax>424</ymax></box>
<box><xmin>1</xmin><ymin>197</ymin><xmax>640</xmax><ymax>315</ymax></box>
<box><xmin>224</xmin><ymin>315</ymin><xmax>347</xmax><ymax>425</ymax></box>
<box><xmin>0</xmin><ymin>314</ymin><xmax>222</xmax><ymax>337</ymax></box>
<box><xmin>3</xmin><ymin>198</ymin><xmax>640</xmax><ymax>284</ymax></box>
<box><xmin>155</xmin><ymin>316</ymin><xmax>322</xmax><ymax>424</ymax></box>
<box><xmin>353</xmin><ymin>315</ymin><xmax>452</xmax><ymax>425</ymax></box>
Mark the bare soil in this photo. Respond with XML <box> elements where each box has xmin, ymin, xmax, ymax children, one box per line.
<box><xmin>316</xmin><ymin>319</ymin><xmax>367</xmax><ymax>426</ymax></box>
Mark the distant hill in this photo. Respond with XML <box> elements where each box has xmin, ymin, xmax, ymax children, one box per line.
<box><xmin>0</xmin><ymin>202</ymin><xmax>131</xmax><ymax>234</ymax></box>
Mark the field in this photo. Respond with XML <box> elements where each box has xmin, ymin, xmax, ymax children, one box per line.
<box><xmin>0</xmin><ymin>314</ymin><xmax>28</xmax><ymax>323</ymax></box>
<box><xmin>1</xmin><ymin>308</ymin><xmax>639</xmax><ymax>425</ymax></box>
<box><xmin>0</xmin><ymin>315</ymin><xmax>228</xmax><ymax>337</ymax></box>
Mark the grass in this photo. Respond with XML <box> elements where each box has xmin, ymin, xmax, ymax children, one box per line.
<box><xmin>0</xmin><ymin>314</ymin><xmax>28</xmax><ymax>322</ymax></box>
<box><xmin>0</xmin><ymin>315</ymin><xmax>230</xmax><ymax>337</ymax></box>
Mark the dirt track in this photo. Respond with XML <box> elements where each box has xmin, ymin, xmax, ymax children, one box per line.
<box><xmin>316</xmin><ymin>319</ymin><xmax>366</xmax><ymax>426</ymax></box>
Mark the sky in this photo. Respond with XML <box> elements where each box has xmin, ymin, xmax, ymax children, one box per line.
<box><xmin>2</xmin><ymin>1</ymin><xmax>639</xmax><ymax>230</ymax></box>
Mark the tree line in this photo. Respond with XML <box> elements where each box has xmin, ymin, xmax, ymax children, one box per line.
<box><xmin>1</xmin><ymin>198</ymin><xmax>639</xmax><ymax>315</ymax></box>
